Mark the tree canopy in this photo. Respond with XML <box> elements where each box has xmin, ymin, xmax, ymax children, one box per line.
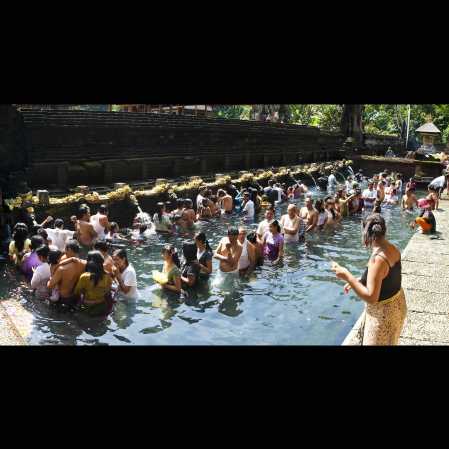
<box><xmin>214</xmin><ymin>104</ymin><xmax>449</xmax><ymax>143</ymax></box>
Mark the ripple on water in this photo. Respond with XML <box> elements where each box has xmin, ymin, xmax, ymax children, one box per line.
<box><xmin>0</xmin><ymin>188</ymin><xmax>418</xmax><ymax>345</ymax></box>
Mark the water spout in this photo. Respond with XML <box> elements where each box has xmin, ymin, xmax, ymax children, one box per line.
<box><xmin>297</xmin><ymin>171</ymin><xmax>319</xmax><ymax>190</ymax></box>
<box><xmin>335</xmin><ymin>170</ymin><xmax>347</xmax><ymax>184</ymax></box>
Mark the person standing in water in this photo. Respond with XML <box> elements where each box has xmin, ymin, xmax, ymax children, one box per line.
<box><xmin>241</xmin><ymin>191</ymin><xmax>255</xmax><ymax>219</ymax></box>
<box><xmin>8</xmin><ymin>223</ymin><xmax>31</xmax><ymax>266</ymax></box>
<box><xmin>74</xmin><ymin>250</ymin><xmax>114</xmax><ymax>316</ymax></box>
<box><xmin>377</xmin><ymin>180</ymin><xmax>386</xmax><ymax>203</ymax></box>
<box><xmin>217</xmin><ymin>189</ymin><xmax>233</xmax><ymax>214</ymax></box>
<box><xmin>402</xmin><ymin>188</ymin><xmax>418</xmax><ymax>211</ymax></box>
<box><xmin>182</xmin><ymin>199</ymin><xmax>197</xmax><ymax>228</ymax></box>
<box><xmin>90</xmin><ymin>204</ymin><xmax>110</xmax><ymax>241</ymax></box>
<box><xmin>262</xmin><ymin>220</ymin><xmax>284</xmax><ymax>264</ymax></box>
<box><xmin>30</xmin><ymin>245</ymin><xmax>51</xmax><ymax>300</ymax></box>
<box><xmin>362</xmin><ymin>181</ymin><xmax>377</xmax><ymax>210</ymax></box>
<box><xmin>257</xmin><ymin>207</ymin><xmax>275</xmax><ymax>241</ymax></box>
<box><xmin>73</xmin><ymin>205</ymin><xmax>98</xmax><ymax>256</ymax></box>
<box><xmin>45</xmin><ymin>218</ymin><xmax>75</xmax><ymax>252</ymax></box>
<box><xmin>300</xmin><ymin>197</ymin><xmax>318</xmax><ymax>233</ymax></box>
<box><xmin>112</xmin><ymin>248</ymin><xmax>139</xmax><ymax>300</ymax></box>
<box><xmin>48</xmin><ymin>239</ymin><xmax>86</xmax><ymax>309</ymax></box>
<box><xmin>280</xmin><ymin>204</ymin><xmax>301</xmax><ymax>243</ymax></box>
<box><xmin>159</xmin><ymin>244</ymin><xmax>182</xmax><ymax>294</ymax></box>
<box><xmin>194</xmin><ymin>232</ymin><xmax>213</xmax><ymax>278</ymax></box>
<box><xmin>327</xmin><ymin>171</ymin><xmax>338</xmax><ymax>192</ymax></box>
<box><xmin>214</xmin><ymin>227</ymin><xmax>243</xmax><ymax>274</ymax></box>
<box><xmin>237</xmin><ymin>226</ymin><xmax>256</xmax><ymax>274</ymax></box>
<box><xmin>331</xmin><ymin>213</ymin><xmax>406</xmax><ymax>345</ymax></box>
<box><xmin>324</xmin><ymin>196</ymin><xmax>341</xmax><ymax>226</ymax></box>
<box><xmin>21</xmin><ymin>235</ymin><xmax>44</xmax><ymax>281</ymax></box>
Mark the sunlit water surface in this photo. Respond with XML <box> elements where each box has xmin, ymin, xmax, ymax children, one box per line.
<box><xmin>0</xmin><ymin>188</ymin><xmax>417</xmax><ymax>345</ymax></box>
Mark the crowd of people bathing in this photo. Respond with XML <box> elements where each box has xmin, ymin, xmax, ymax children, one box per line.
<box><xmin>4</xmin><ymin>167</ymin><xmax>447</xmax><ymax>320</ymax></box>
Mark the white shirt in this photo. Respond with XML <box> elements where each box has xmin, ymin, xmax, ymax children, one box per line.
<box><xmin>238</xmin><ymin>239</ymin><xmax>250</xmax><ymax>270</ymax></box>
<box><xmin>30</xmin><ymin>262</ymin><xmax>51</xmax><ymax>299</ymax></box>
<box><xmin>362</xmin><ymin>188</ymin><xmax>377</xmax><ymax>205</ymax></box>
<box><xmin>196</xmin><ymin>194</ymin><xmax>204</xmax><ymax>210</ymax></box>
<box><xmin>242</xmin><ymin>200</ymin><xmax>255</xmax><ymax>218</ymax></box>
<box><xmin>430</xmin><ymin>175</ymin><xmax>445</xmax><ymax>189</ymax></box>
<box><xmin>280</xmin><ymin>214</ymin><xmax>299</xmax><ymax>243</ymax></box>
<box><xmin>257</xmin><ymin>219</ymin><xmax>271</xmax><ymax>237</ymax></box>
<box><xmin>118</xmin><ymin>264</ymin><xmax>139</xmax><ymax>300</ymax></box>
<box><xmin>45</xmin><ymin>228</ymin><xmax>75</xmax><ymax>252</ymax></box>
<box><xmin>273</xmin><ymin>187</ymin><xmax>283</xmax><ymax>203</ymax></box>
<box><xmin>91</xmin><ymin>213</ymin><xmax>107</xmax><ymax>240</ymax></box>
<box><xmin>328</xmin><ymin>174</ymin><xmax>337</xmax><ymax>186</ymax></box>
<box><xmin>395</xmin><ymin>179</ymin><xmax>403</xmax><ymax>193</ymax></box>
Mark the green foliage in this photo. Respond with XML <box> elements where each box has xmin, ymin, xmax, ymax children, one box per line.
<box><xmin>214</xmin><ymin>104</ymin><xmax>449</xmax><ymax>143</ymax></box>
<box><xmin>215</xmin><ymin>105</ymin><xmax>251</xmax><ymax>120</ymax></box>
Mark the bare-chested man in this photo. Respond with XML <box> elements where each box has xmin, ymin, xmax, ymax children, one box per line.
<box><xmin>377</xmin><ymin>180</ymin><xmax>386</xmax><ymax>203</ymax></box>
<box><xmin>402</xmin><ymin>188</ymin><xmax>418</xmax><ymax>211</ymax></box>
<box><xmin>47</xmin><ymin>239</ymin><xmax>86</xmax><ymax>308</ymax></box>
<box><xmin>300</xmin><ymin>197</ymin><xmax>318</xmax><ymax>233</ymax></box>
<box><xmin>214</xmin><ymin>227</ymin><xmax>243</xmax><ymax>273</ymax></box>
<box><xmin>72</xmin><ymin>205</ymin><xmax>97</xmax><ymax>256</ymax></box>
<box><xmin>217</xmin><ymin>189</ymin><xmax>233</xmax><ymax>214</ymax></box>
<box><xmin>182</xmin><ymin>199</ymin><xmax>197</xmax><ymax>228</ymax></box>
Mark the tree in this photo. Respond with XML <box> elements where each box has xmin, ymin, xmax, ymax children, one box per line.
<box><xmin>340</xmin><ymin>104</ymin><xmax>364</xmax><ymax>142</ymax></box>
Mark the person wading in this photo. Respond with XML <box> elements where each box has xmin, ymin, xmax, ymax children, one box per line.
<box><xmin>72</xmin><ymin>205</ymin><xmax>97</xmax><ymax>256</ymax></box>
<box><xmin>47</xmin><ymin>239</ymin><xmax>87</xmax><ymax>309</ymax></box>
<box><xmin>300</xmin><ymin>197</ymin><xmax>318</xmax><ymax>233</ymax></box>
<box><xmin>214</xmin><ymin>227</ymin><xmax>243</xmax><ymax>274</ymax></box>
<box><xmin>331</xmin><ymin>213</ymin><xmax>406</xmax><ymax>346</ymax></box>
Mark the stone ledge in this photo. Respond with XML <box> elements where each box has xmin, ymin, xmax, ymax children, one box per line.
<box><xmin>0</xmin><ymin>303</ymin><xmax>26</xmax><ymax>346</ymax></box>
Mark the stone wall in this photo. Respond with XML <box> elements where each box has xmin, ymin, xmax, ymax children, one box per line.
<box><xmin>352</xmin><ymin>155</ymin><xmax>444</xmax><ymax>179</ymax></box>
<box><xmin>19</xmin><ymin>110</ymin><xmax>345</xmax><ymax>189</ymax></box>
<box><xmin>5</xmin><ymin>108</ymin><xmax>404</xmax><ymax>192</ymax></box>
<box><xmin>363</xmin><ymin>133</ymin><xmax>404</xmax><ymax>155</ymax></box>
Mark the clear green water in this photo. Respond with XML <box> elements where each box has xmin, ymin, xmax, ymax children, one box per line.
<box><xmin>0</xmin><ymin>188</ymin><xmax>416</xmax><ymax>345</ymax></box>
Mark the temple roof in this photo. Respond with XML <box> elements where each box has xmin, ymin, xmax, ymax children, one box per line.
<box><xmin>416</xmin><ymin>122</ymin><xmax>441</xmax><ymax>134</ymax></box>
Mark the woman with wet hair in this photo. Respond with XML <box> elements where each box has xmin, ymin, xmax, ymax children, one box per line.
<box><xmin>180</xmin><ymin>241</ymin><xmax>200</xmax><ymax>289</ymax></box>
<box><xmin>8</xmin><ymin>222</ymin><xmax>31</xmax><ymax>266</ymax></box>
<box><xmin>21</xmin><ymin>235</ymin><xmax>45</xmax><ymax>281</ymax></box>
<box><xmin>74</xmin><ymin>250</ymin><xmax>113</xmax><ymax>316</ymax></box>
<box><xmin>331</xmin><ymin>213</ymin><xmax>406</xmax><ymax>345</ymax></box>
<box><xmin>262</xmin><ymin>220</ymin><xmax>284</xmax><ymax>264</ymax></box>
<box><xmin>159</xmin><ymin>244</ymin><xmax>182</xmax><ymax>294</ymax></box>
<box><xmin>194</xmin><ymin>232</ymin><xmax>213</xmax><ymax>277</ymax></box>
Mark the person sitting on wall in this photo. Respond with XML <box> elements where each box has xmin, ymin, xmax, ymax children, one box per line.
<box><xmin>410</xmin><ymin>199</ymin><xmax>436</xmax><ymax>234</ymax></box>
<box><xmin>385</xmin><ymin>147</ymin><xmax>396</xmax><ymax>158</ymax></box>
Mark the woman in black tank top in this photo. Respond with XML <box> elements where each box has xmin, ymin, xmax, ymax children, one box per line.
<box><xmin>331</xmin><ymin>213</ymin><xmax>407</xmax><ymax>345</ymax></box>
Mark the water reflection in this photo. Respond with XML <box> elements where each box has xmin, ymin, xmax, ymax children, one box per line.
<box><xmin>0</xmin><ymin>188</ymin><xmax>417</xmax><ymax>345</ymax></box>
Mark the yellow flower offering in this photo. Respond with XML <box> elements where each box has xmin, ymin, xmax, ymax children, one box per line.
<box><xmin>152</xmin><ymin>270</ymin><xmax>168</xmax><ymax>285</ymax></box>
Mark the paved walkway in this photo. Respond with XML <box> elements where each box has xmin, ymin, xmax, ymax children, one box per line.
<box><xmin>344</xmin><ymin>195</ymin><xmax>449</xmax><ymax>345</ymax></box>
<box><xmin>0</xmin><ymin>301</ymin><xmax>26</xmax><ymax>345</ymax></box>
